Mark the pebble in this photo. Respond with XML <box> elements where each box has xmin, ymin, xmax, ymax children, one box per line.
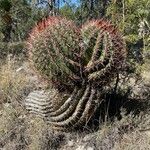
<box><xmin>68</xmin><ymin>140</ymin><xmax>74</xmax><ymax>147</ymax></box>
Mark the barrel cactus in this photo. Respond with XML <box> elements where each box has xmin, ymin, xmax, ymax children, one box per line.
<box><xmin>28</xmin><ymin>17</ymin><xmax>82</xmax><ymax>91</ymax></box>
<box><xmin>81</xmin><ymin>20</ymin><xmax>126</xmax><ymax>86</ymax></box>
<box><xmin>26</xmin><ymin>17</ymin><xmax>126</xmax><ymax>131</ymax></box>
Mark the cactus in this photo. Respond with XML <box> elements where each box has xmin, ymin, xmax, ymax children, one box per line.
<box><xmin>26</xmin><ymin>17</ymin><xmax>126</xmax><ymax>131</ymax></box>
<box><xmin>28</xmin><ymin>17</ymin><xmax>82</xmax><ymax>91</ymax></box>
<box><xmin>81</xmin><ymin>20</ymin><xmax>126</xmax><ymax>86</ymax></box>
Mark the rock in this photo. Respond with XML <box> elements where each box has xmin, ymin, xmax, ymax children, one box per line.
<box><xmin>68</xmin><ymin>140</ymin><xmax>74</xmax><ymax>147</ymax></box>
<box><xmin>4</xmin><ymin>103</ymin><xmax>10</xmax><ymax>107</ymax></box>
<box><xmin>87</xmin><ymin>147</ymin><xmax>94</xmax><ymax>150</ymax></box>
<box><xmin>16</xmin><ymin>66</ymin><xmax>24</xmax><ymax>73</ymax></box>
<box><xmin>76</xmin><ymin>145</ymin><xmax>85</xmax><ymax>150</ymax></box>
<box><xmin>83</xmin><ymin>134</ymin><xmax>95</xmax><ymax>142</ymax></box>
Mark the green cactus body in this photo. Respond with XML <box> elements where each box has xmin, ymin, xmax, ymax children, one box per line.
<box><xmin>81</xmin><ymin>20</ymin><xmax>126</xmax><ymax>86</ymax></box>
<box><xmin>28</xmin><ymin>17</ymin><xmax>82</xmax><ymax>91</ymax></box>
<box><xmin>26</xmin><ymin>17</ymin><xmax>126</xmax><ymax>131</ymax></box>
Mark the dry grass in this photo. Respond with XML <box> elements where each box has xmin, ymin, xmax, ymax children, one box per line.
<box><xmin>0</xmin><ymin>57</ymin><xmax>150</xmax><ymax>150</ymax></box>
<box><xmin>141</xmin><ymin>59</ymin><xmax>150</xmax><ymax>81</ymax></box>
<box><xmin>0</xmin><ymin>57</ymin><xmax>29</xmax><ymax>105</ymax></box>
<box><xmin>0</xmin><ymin>104</ymin><xmax>18</xmax><ymax>137</ymax></box>
<box><xmin>25</xmin><ymin>116</ymin><xmax>48</xmax><ymax>150</ymax></box>
<box><xmin>113</xmin><ymin>131</ymin><xmax>150</xmax><ymax>150</ymax></box>
<box><xmin>94</xmin><ymin>111</ymin><xmax>150</xmax><ymax>150</ymax></box>
<box><xmin>0</xmin><ymin>58</ymin><xmax>65</xmax><ymax>150</ymax></box>
<box><xmin>25</xmin><ymin>115</ymin><xmax>65</xmax><ymax>150</ymax></box>
<box><xmin>0</xmin><ymin>57</ymin><xmax>31</xmax><ymax>149</ymax></box>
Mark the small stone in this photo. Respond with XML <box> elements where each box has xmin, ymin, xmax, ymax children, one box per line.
<box><xmin>83</xmin><ymin>134</ymin><xmax>94</xmax><ymax>142</ymax></box>
<box><xmin>68</xmin><ymin>140</ymin><xmax>74</xmax><ymax>147</ymax></box>
<box><xmin>4</xmin><ymin>103</ymin><xmax>10</xmax><ymax>107</ymax></box>
<box><xmin>18</xmin><ymin>115</ymin><xmax>26</xmax><ymax>119</ymax></box>
<box><xmin>87</xmin><ymin>147</ymin><xmax>94</xmax><ymax>150</ymax></box>
<box><xmin>76</xmin><ymin>145</ymin><xmax>85</xmax><ymax>150</ymax></box>
<box><xmin>16</xmin><ymin>66</ymin><xmax>24</xmax><ymax>72</ymax></box>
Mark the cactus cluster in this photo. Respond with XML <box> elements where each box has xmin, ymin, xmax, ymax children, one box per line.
<box><xmin>27</xmin><ymin>17</ymin><xmax>126</xmax><ymax>130</ymax></box>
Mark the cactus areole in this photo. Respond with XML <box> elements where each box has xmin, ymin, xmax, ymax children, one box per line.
<box><xmin>27</xmin><ymin>17</ymin><xmax>126</xmax><ymax>131</ymax></box>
